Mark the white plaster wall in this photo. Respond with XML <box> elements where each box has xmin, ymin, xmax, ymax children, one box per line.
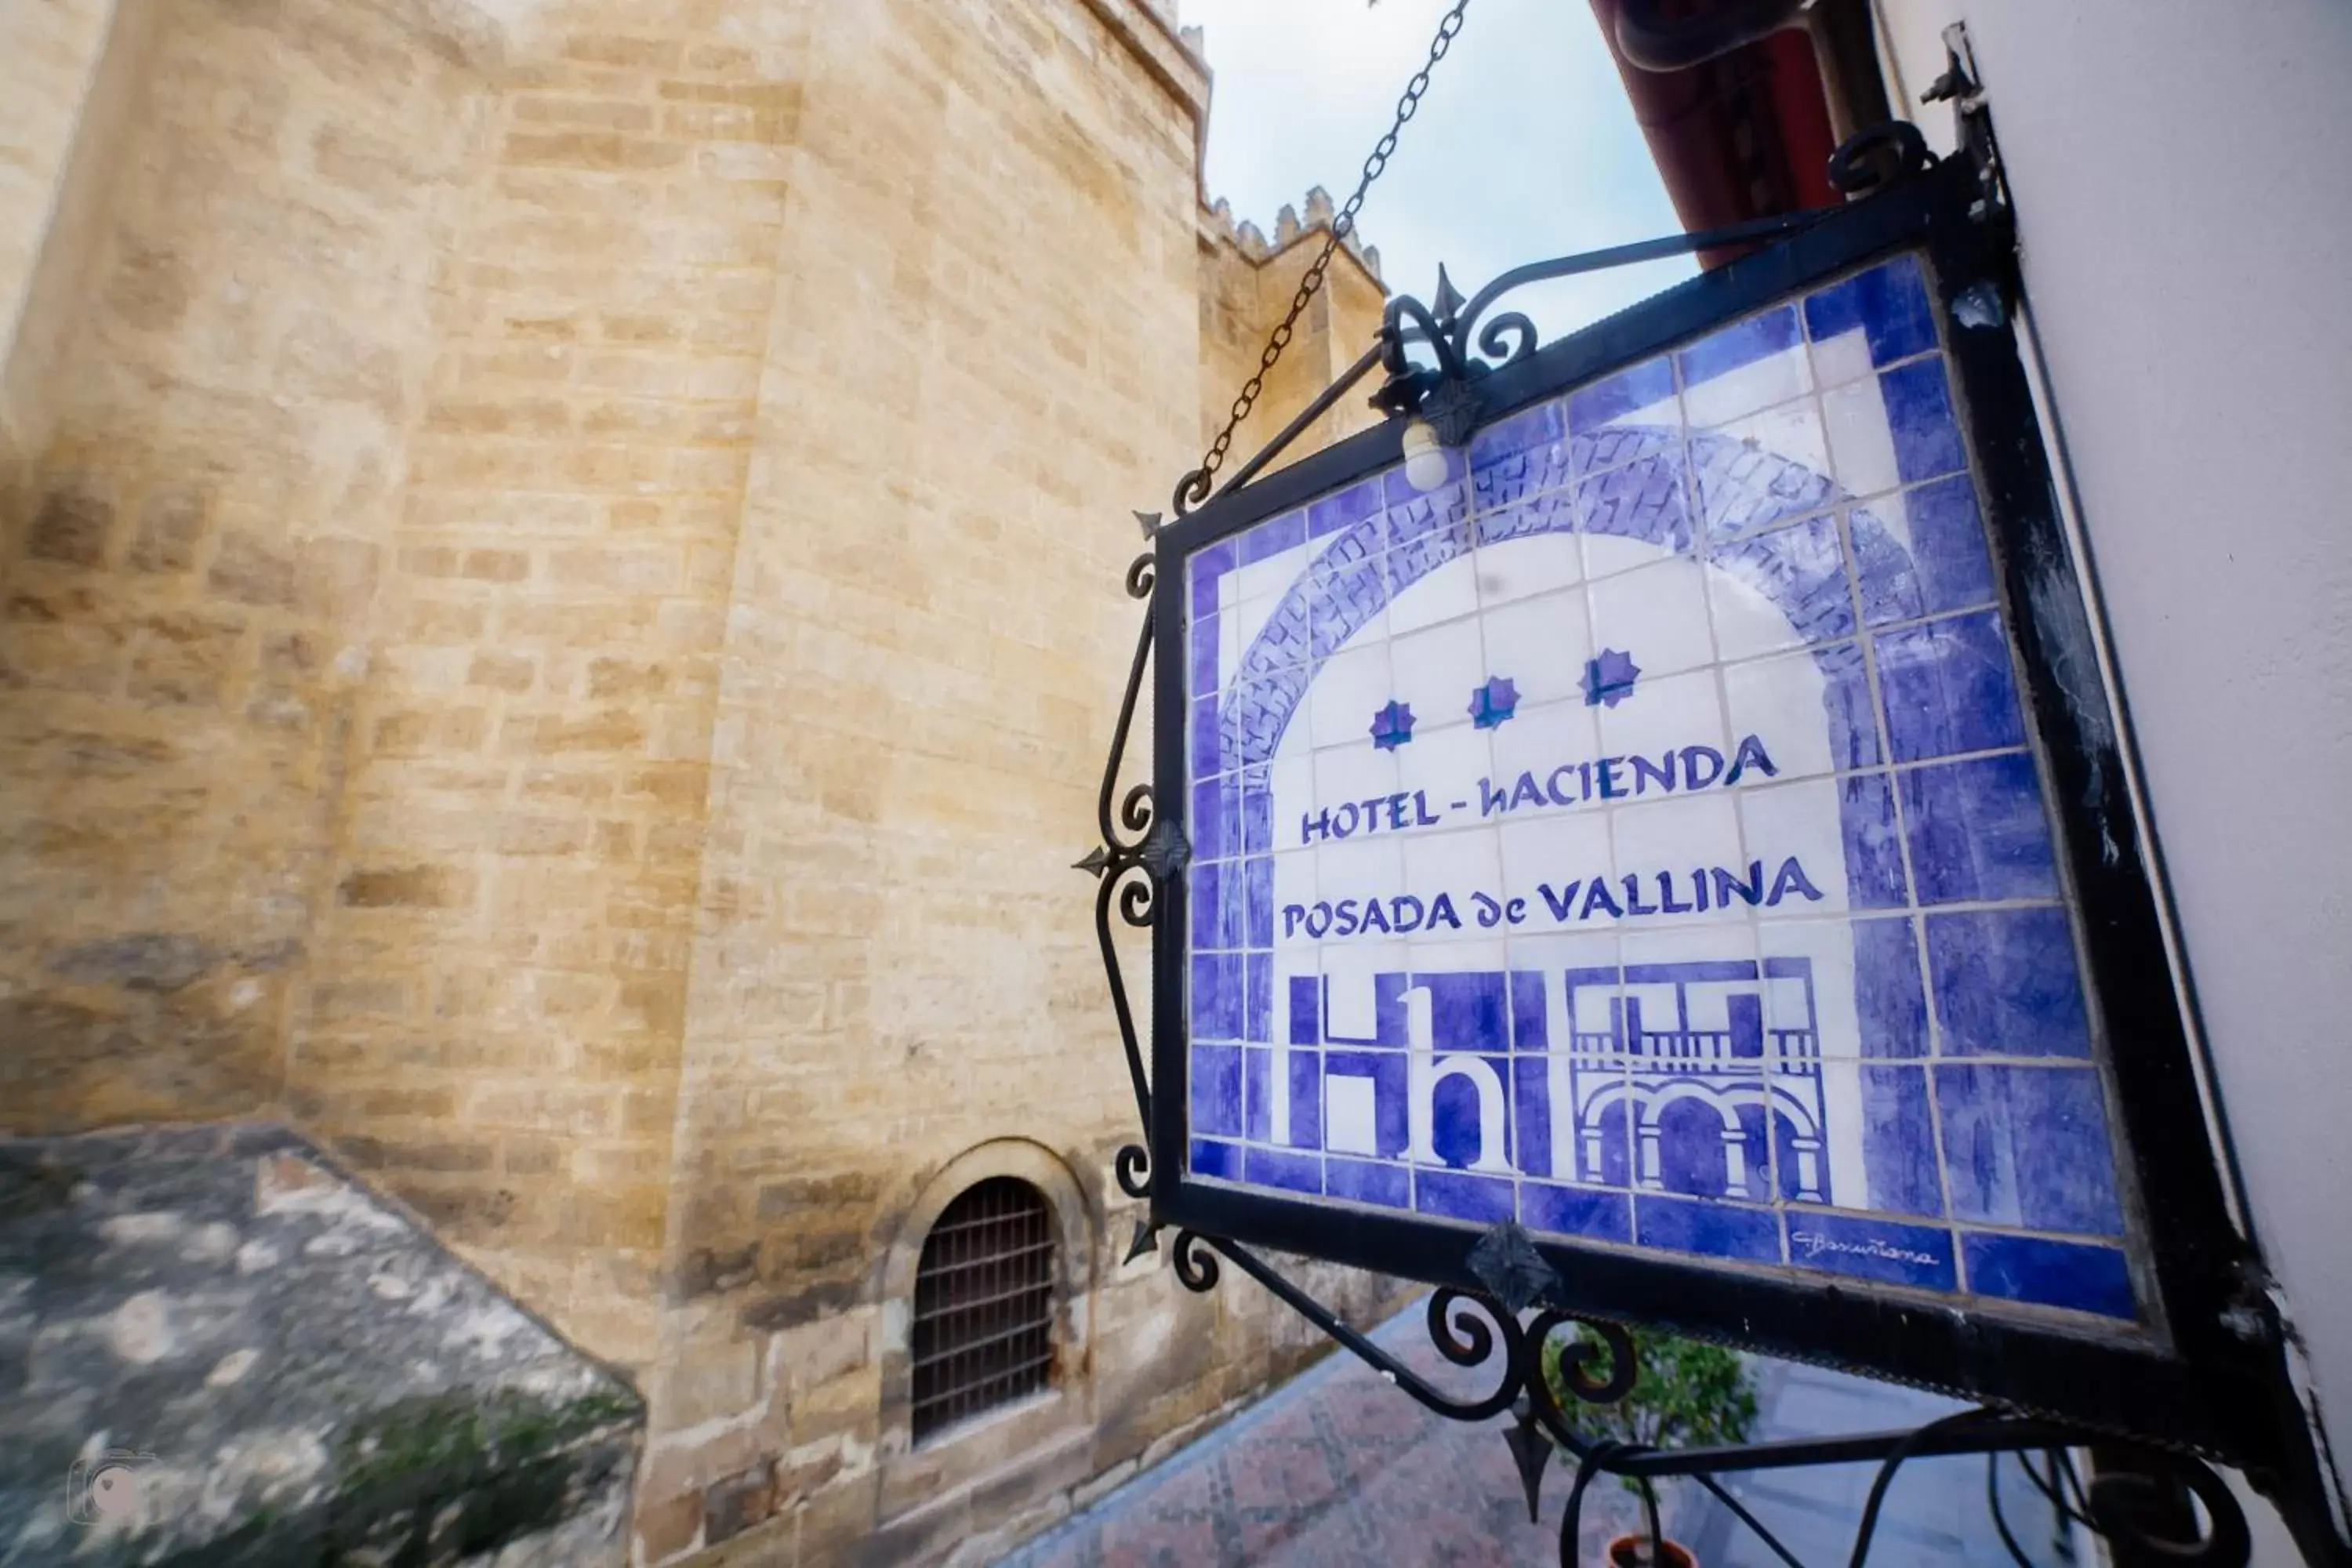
<box><xmin>1874</xmin><ymin>0</ymin><xmax>2352</xmax><ymax>1525</ymax></box>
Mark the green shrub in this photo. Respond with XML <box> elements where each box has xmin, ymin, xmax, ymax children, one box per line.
<box><xmin>1541</xmin><ymin>1326</ymin><xmax>1759</xmax><ymax>1465</ymax></box>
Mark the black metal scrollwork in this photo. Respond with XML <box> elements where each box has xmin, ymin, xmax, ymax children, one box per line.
<box><xmin>1074</xmin><ymin>548</ymin><xmax>1171</xmax><ymax>1183</ymax></box>
<box><xmin>1088</xmin><ymin>107</ymin><xmax>2263</xmax><ymax>1568</ymax></box>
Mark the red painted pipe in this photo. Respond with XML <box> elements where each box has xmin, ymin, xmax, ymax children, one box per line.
<box><xmin>1587</xmin><ymin>0</ymin><xmax>1843</xmax><ymax>267</ymax></box>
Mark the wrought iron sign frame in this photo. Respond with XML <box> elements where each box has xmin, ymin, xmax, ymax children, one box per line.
<box><xmin>1078</xmin><ymin>39</ymin><xmax>2347</xmax><ymax>1568</ymax></box>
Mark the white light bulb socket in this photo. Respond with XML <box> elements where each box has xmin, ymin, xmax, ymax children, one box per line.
<box><xmin>1401</xmin><ymin>418</ymin><xmax>1450</xmax><ymax>493</ymax></box>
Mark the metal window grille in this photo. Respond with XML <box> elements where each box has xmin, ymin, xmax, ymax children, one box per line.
<box><xmin>910</xmin><ymin>1177</ymin><xmax>1055</xmax><ymax>1443</ymax></box>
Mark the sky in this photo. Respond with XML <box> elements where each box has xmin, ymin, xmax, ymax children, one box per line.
<box><xmin>1179</xmin><ymin>0</ymin><xmax>1698</xmax><ymax>351</ymax></box>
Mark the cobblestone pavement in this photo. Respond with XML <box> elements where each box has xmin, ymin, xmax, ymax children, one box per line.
<box><xmin>1001</xmin><ymin>1305</ymin><xmax>2064</xmax><ymax>1567</ymax></box>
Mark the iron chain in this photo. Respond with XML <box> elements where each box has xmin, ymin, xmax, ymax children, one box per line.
<box><xmin>1173</xmin><ymin>0</ymin><xmax>1473</xmax><ymax>515</ymax></box>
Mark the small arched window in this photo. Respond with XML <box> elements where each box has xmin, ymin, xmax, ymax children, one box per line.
<box><xmin>910</xmin><ymin>1176</ymin><xmax>1056</xmax><ymax>1443</ymax></box>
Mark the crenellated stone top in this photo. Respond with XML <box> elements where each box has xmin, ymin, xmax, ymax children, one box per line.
<box><xmin>1200</xmin><ymin>185</ymin><xmax>1382</xmax><ymax>282</ymax></box>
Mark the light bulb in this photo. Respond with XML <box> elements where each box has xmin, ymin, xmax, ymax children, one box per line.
<box><xmin>1401</xmin><ymin>418</ymin><xmax>1450</xmax><ymax>493</ymax></box>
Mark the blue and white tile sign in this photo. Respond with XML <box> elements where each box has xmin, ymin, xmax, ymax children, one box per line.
<box><xmin>1178</xmin><ymin>253</ymin><xmax>2144</xmax><ymax>1324</ymax></box>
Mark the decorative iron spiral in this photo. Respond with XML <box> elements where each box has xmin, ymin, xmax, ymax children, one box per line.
<box><xmin>1114</xmin><ymin>1144</ymin><xmax>1152</xmax><ymax>1201</ymax></box>
<box><xmin>1475</xmin><ymin>310</ymin><xmax>1540</xmax><ymax>367</ymax></box>
<box><xmin>1112</xmin><ymin>862</ymin><xmax>1156</xmax><ymax>928</ymax></box>
<box><xmin>1534</xmin><ymin>1311</ymin><xmax>1639</xmax><ymax>1406</ymax></box>
<box><xmin>1172</xmin><ymin>1231</ymin><xmax>1221</xmax><ymax>1292</ymax></box>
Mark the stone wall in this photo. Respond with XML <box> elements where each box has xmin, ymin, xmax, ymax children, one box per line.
<box><xmin>1196</xmin><ymin>189</ymin><xmax>1388</xmax><ymax>476</ymax></box>
<box><xmin>0</xmin><ymin>0</ymin><xmax>1413</xmax><ymax>1563</ymax></box>
<box><xmin>0</xmin><ymin>0</ymin><xmax>497</xmax><ymax>1131</ymax></box>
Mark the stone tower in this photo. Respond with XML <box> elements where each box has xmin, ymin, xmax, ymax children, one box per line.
<box><xmin>0</xmin><ymin>0</ymin><xmax>1392</xmax><ymax>1561</ymax></box>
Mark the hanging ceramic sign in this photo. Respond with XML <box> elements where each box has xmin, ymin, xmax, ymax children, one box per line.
<box><xmin>1146</xmin><ymin>161</ymin><xmax>2267</xmax><ymax>1456</ymax></box>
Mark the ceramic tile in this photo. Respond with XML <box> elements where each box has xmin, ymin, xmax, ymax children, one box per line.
<box><xmin>1733</xmin><ymin>776</ymin><xmax>1860</xmax><ymax>916</ymax></box>
<box><xmin>1189</xmin><ymin>539</ymin><xmax>1236</xmax><ymax>621</ymax></box>
<box><xmin>1820</xmin><ymin>376</ymin><xmax>1903</xmax><ymax>501</ymax></box>
<box><xmin>1753</xmin><ymin>915</ymin><xmax>1925</xmax><ymax>1059</ymax></box>
<box><xmin>1497</xmin><ymin>808</ymin><xmax>1617</xmax><ymax>915</ymax></box>
<box><xmin>1269</xmin><ymin>751</ymin><xmax>1314</xmax><ymax>845</ymax></box>
<box><xmin>1241</xmin><ymin>766</ymin><xmax>1274</xmax><ymax>856</ymax></box>
<box><xmin>1245</xmin><ymin>1144</ymin><xmax>1323</xmax><ymax>1195</ymax></box>
<box><xmin>1611</xmin><ymin>793</ymin><xmax>1744</xmax><ymax>905</ymax></box>
<box><xmin>1309</xmin><ymin>475</ymin><xmax>1384</xmax><ymax>539</ymax></box>
<box><xmin>1708</xmin><ymin>514</ymin><xmax>1855</xmax><ymax>659</ymax></box>
<box><xmin>1961</xmin><ymin>1233</ymin><xmax>2135</xmax><ymax>1319</ymax></box>
<box><xmin>1566</xmin><ymin>355</ymin><xmax>1676</xmax><ymax>434</ymax></box>
<box><xmin>1880</xmin><ymin>358</ymin><xmax>1967</xmax><ymax>485</ymax></box>
<box><xmin>1388</xmin><ymin>615</ymin><xmax>1488</xmax><ymax>731</ymax></box>
<box><xmin>1243</xmin><ymin>1044</ymin><xmax>1318</xmax><ymax>1142</ymax></box>
<box><xmin>1900</xmin><ymin>754</ymin><xmax>2060</xmax><ymax>905</ymax></box>
<box><xmin>1245</xmin><ymin>861</ymin><xmax>1276</xmax><ymax>950</ymax></box>
<box><xmin>1934</xmin><ymin>1064</ymin><xmax>2123</xmax><ymax>1235</ymax></box>
<box><xmin>1312</xmin><ymin>740</ymin><xmax>1400</xmax><ymax>813</ymax></box>
<box><xmin>1690</xmin><ymin>405</ymin><xmax>1838</xmax><ymax>538</ymax></box>
<box><xmin>1417</xmin><ymin>1055</ymin><xmax>1516</xmax><ymax>1174</ymax></box>
<box><xmin>1477</xmin><ymin>589</ymin><xmax>1593</xmax><ymax>709</ymax></box>
<box><xmin>1588</xmin><ymin>557</ymin><xmax>1717</xmax><ymax>677</ymax></box>
<box><xmin>1190</xmin><ymin>861</ymin><xmax>1242</xmax><ymax>950</ymax></box>
<box><xmin>1323</xmin><ymin>1065</ymin><xmax>1381</xmax><ymax>1156</ymax></box>
<box><xmin>1287</xmin><ymin>971</ymin><xmax>1322</xmax><ymax>1046</ymax></box>
<box><xmin>1722</xmin><ymin>643</ymin><xmax>1874</xmax><ymax>780</ymax></box>
<box><xmin>1191</xmin><ymin>772</ymin><xmax>1238</xmax><ymax>862</ymax></box>
<box><xmin>1234</xmin><ymin>583</ymin><xmax>1312</xmax><ymax>673</ymax></box>
<box><xmin>1181</xmin><ymin>270</ymin><xmax>2149</xmax><ymax>1317</ymax></box>
<box><xmin>1191</xmin><ymin>1138</ymin><xmax>1242</xmax><ymax>1181</ymax></box>
<box><xmin>1765</xmin><ymin>1062</ymin><xmax>1834</xmax><ymax>1202</ymax></box>
<box><xmin>1316</xmin><ymin>943</ymin><xmax>1413</xmax><ymax>1047</ymax></box>
<box><xmin>1803</xmin><ymin>254</ymin><xmax>1938</xmax><ymax>385</ymax></box>
<box><xmin>1240</xmin><ymin>509</ymin><xmax>1307</xmax><ymax>566</ymax></box>
<box><xmin>1472</xmin><ymin>524</ymin><xmax>1584</xmax><ymax>608</ymax></box>
<box><xmin>1312</xmin><ymin>835</ymin><xmax>1406</xmax><ymax>921</ymax></box>
<box><xmin>1190</xmin><ymin>693</ymin><xmax>1222</xmax><ymax>778</ymax></box>
<box><xmin>1835</xmin><ymin>771</ymin><xmax>1911</xmax><ymax>908</ymax></box>
<box><xmin>1519</xmin><ymin>1183</ymin><xmax>1634</xmax><ymax>1245</ymax></box>
<box><xmin>1404</xmin><ymin>826</ymin><xmax>1502</xmax><ymax>909</ymax></box>
<box><xmin>1927</xmin><ymin>908</ymin><xmax>2091</xmax><ymax>1060</ymax></box>
<box><xmin>1853</xmin><ymin>916</ymin><xmax>1929</xmax><ymax>1058</ymax></box>
<box><xmin>1853</xmin><ymin>1064</ymin><xmax>1944</xmax><ymax>1218</ymax></box>
<box><xmin>1852</xmin><ymin>475</ymin><xmax>1998</xmax><ymax>626</ymax></box>
<box><xmin>1594</xmin><ymin>668</ymin><xmax>1731</xmax><ymax>768</ymax></box>
<box><xmin>1192</xmin><ymin>1045</ymin><xmax>1243</xmax><ymax>1138</ymax></box>
<box><xmin>1654</xmin><ymin>1072</ymin><xmax>1769</xmax><ymax>1201</ymax></box>
<box><xmin>1325</xmin><ymin>1154</ymin><xmax>1410</xmax><ymax>1208</ymax></box>
<box><xmin>1475</xmin><ymin>485</ymin><xmax>1578</xmax><ymax>555</ymax></box>
<box><xmin>1635</xmin><ymin>1195</ymin><xmax>1782</xmax><ymax>1263</ymax></box>
<box><xmin>1486</xmin><ymin>693</ymin><xmax>1602</xmax><ymax>793</ymax></box>
<box><xmin>1323</xmin><ymin>1050</ymin><xmax>1409</xmax><ymax>1153</ymax></box>
<box><xmin>1876</xmin><ymin>610</ymin><xmax>2027</xmax><ymax>763</ymax></box>
<box><xmin>1385</xmin><ymin>480</ymin><xmax>1472</xmax><ymax>554</ymax></box>
<box><xmin>1309</xmin><ymin>539</ymin><xmax>1388</xmax><ymax>662</ymax></box>
<box><xmin>1678</xmin><ymin>306</ymin><xmax>1809</xmax><ymax>426</ymax></box>
<box><xmin>1508</xmin><ymin>1051</ymin><xmax>1557</xmax><ymax>1176</ymax></box>
<box><xmin>1575</xmin><ymin>443</ymin><xmax>1695</xmax><ymax>555</ymax></box>
<box><xmin>1192</xmin><ymin>953</ymin><xmax>1243</xmax><ymax>1042</ymax></box>
<box><xmin>1306</xmin><ymin>641</ymin><xmax>1395</xmax><ymax>752</ymax></box>
<box><xmin>1469</xmin><ymin>401</ymin><xmax>1574</xmax><ymax>511</ymax></box>
<box><xmin>1189</xmin><ymin>612</ymin><xmax>1221</xmax><ymax>699</ymax></box>
<box><xmin>1239</xmin><ymin>1045</ymin><xmax>1271</xmax><ymax>1131</ymax></box>
<box><xmin>1387</xmin><ymin>546</ymin><xmax>1480</xmax><ymax>636</ymax></box>
<box><xmin>1395</xmin><ymin>715</ymin><xmax>1493</xmax><ymax>821</ymax></box>
<box><xmin>1415</xmin><ymin>1169</ymin><xmax>1516</xmax><ymax>1225</ymax></box>
<box><xmin>1785</xmin><ymin>1212</ymin><xmax>1955</xmax><ymax>1291</ymax></box>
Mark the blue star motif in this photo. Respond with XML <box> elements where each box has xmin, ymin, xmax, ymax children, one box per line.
<box><xmin>1583</xmin><ymin>648</ymin><xmax>1642</xmax><ymax>709</ymax></box>
<box><xmin>1370</xmin><ymin>700</ymin><xmax>1415</xmax><ymax>751</ymax></box>
<box><xmin>1468</xmin><ymin>676</ymin><xmax>1519</xmax><ymax>730</ymax></box>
